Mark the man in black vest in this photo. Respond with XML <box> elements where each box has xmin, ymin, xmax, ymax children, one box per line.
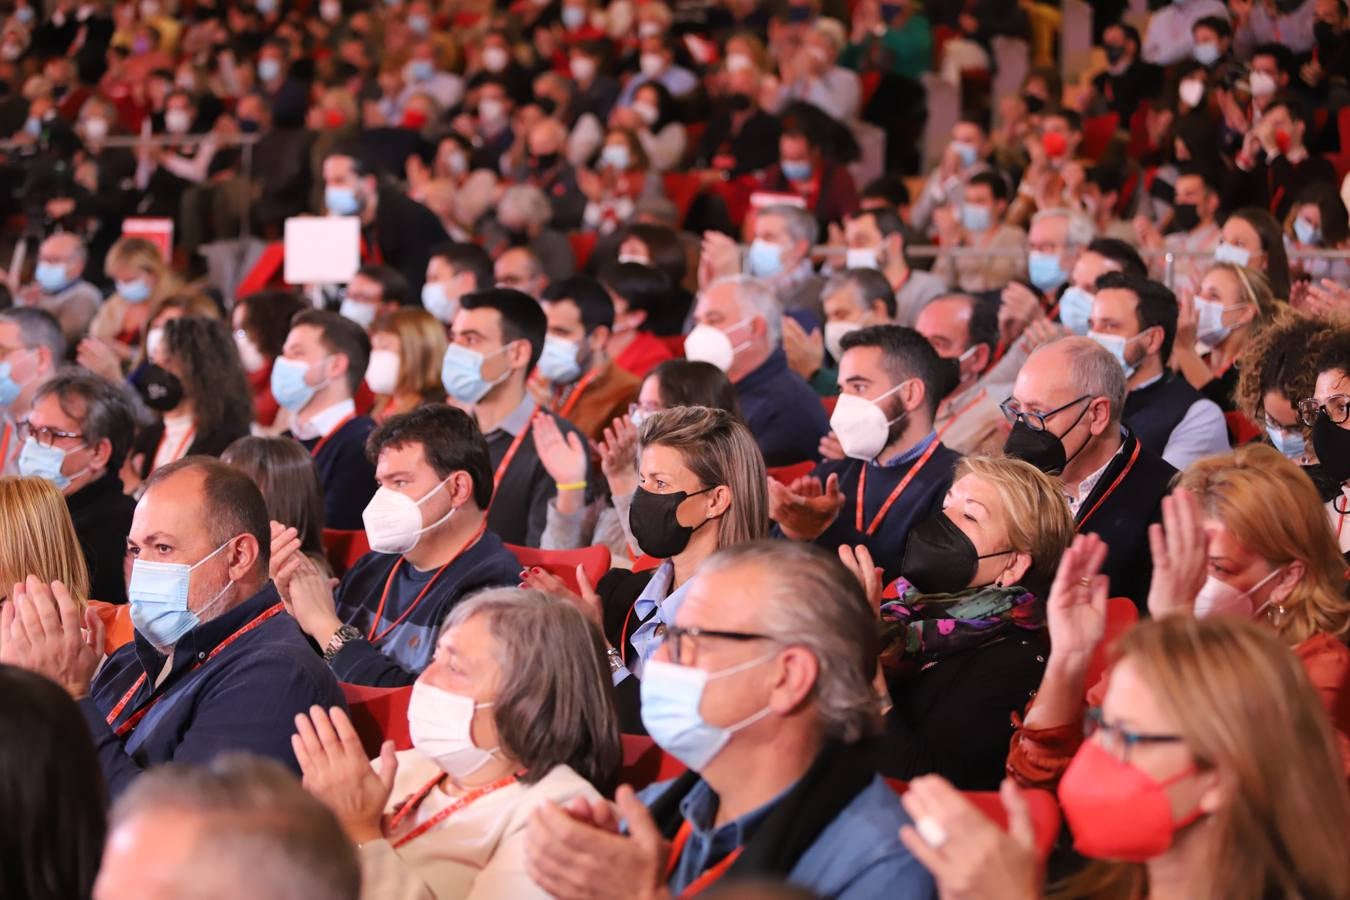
<box><xmin>1004</xmin><ymin>336</ymin><xmax>1176</xmax><ymax>609</ymax></box>
<box><xmin>1088</xmin><ymin>272</ymin><xmax>1229</xmax><ymax>470</ymax></box>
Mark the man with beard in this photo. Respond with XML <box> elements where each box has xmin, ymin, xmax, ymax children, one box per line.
<box><xmin>769</xmin><ymin>325</ymin><xmax>960</xmax><ymax>581</ymax></box>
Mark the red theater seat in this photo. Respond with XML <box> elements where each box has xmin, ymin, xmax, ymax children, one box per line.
<box><xmin>507</xmin><ymin>543</ymin><xmax>612</xmax><ymax>593</ymax></box>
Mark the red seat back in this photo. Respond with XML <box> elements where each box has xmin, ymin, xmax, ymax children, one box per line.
<box><xmin>1084</xmin><ymin>597</ymin><xmax>1139</xmax><ymax>691</ymax></box>
<box><xmin>632</xmin><ymin>554</ymin><xmax>662</xmax><ymax>573</ymax></box>
<box><xmin>1224</xmin><ymin>410</ymin><xmax>1262</xmax><ymax>446</ymax></box>
<box><xmin>662</xmin><ymin>172</ymin><xmax>704</xmax><ymax>224</ymax></box>
<box><xmin>507</xmin><ymin>543</ymin><xmax>612</xmax><ymax>593</ymax></box>
<box><xmin>88</xmin><ymin>600</ymin><xmax>135</xmax><ymax>655</ymax></box>
<box><xmin>886</xmin><ymin>778</ymin><xmax>1061</xmax><ymax>864</ymax></box>
<box><xmin>568</xmin><ymin>231</ymin><xmax>598</xmax><ymax>270</ymax></box>
<box><xmin>821</xmin><ymin>394</ymin><xmax>838</xmax><ymax>416</ymax></box>
<box><xmin>322</xmin><ymin>529</ymin><xmax>372</xmax><ymax>578</ymax></box>
<box><xmin>767</xmin><ymin>460</ymin><xmax>816</xmax><ymax>486</ymax></box>
<box><xmin>340</xmin><ymin>683</ymin><xmax>413</xmax><ymax>757</ymax></box>
<box><xmin>1080</xmin><ymin>113</ymin><xmax>1120</xmax><ymax>163</ymax></box>
<box><xmin>619</xmin><ymin>734</ymin><xmax>688</xmax><ymax>789</ymax></box>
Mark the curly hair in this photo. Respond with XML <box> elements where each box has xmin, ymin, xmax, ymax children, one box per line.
<box><xmin>1234</xmin><ymin>309</ymin><xmax>1350</xmax><ymax>428</ymax></box>
<box><xmin>162</xmin><ymin>316</ymin><xmax>254</xmax><ymax>436</ymax></box>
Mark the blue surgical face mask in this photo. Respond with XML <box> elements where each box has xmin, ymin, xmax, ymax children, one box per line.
<box><xmin>561</xmin><ymin>5</ymin><xmax>586</xmax><ymax>28</ymax></box>
<box><xmin>257</xmin><ymin>57</ymin><xmax>281</xmax><ymax>82</ymax></box>
<box><xmin>422</xmin><ymin>281</ymin><xmax>459</xmax><ymax>323</ymax></box>
<box><xmin>17</xmin><ymin>436</ymin><xmax>88</xmax><ymax>490</ymax></box>
<box><xmin>128</xmin><ymin>539</ymin><xmax>236</xmax><ymax>649</ymax></box>
<box><xmin>1294</xmin><ymin>216</ymin><xmax>1321</xmax><ymax>246</ymax></box>
<box><xmin>407</xmin><ymin>12</ymin><xmax>430</xmax><ymax>33</ymax></box>
<box><xmin>781</xmin><ymin>159</ymin><xmax>812</xmax><ymax>181</ymax></box>
<box><xmin>0</xmin><ymin>361</ymin><xmax>21</xmax><ymax>407</ymax></box>
<box><xmin>1057</xmin><ymin>286</ymin><xmax>1094</xmax><ymax>336</ymax></box>
<box><xmin>600</xmin><ymin>143</ymin><xmax>630</xmax><ymax>171</ymax></box>
<box><xmin>35</xmin><ymin>260</ymin><xmax>71</xmax><ymax>293</ymax></box>
<box><xmin>338</xmin><ymin>297</ymin><xmax>378</xmax><ymax>330</ymax></box>
<box><xmin>640</xmin><ymin>655</ymin><xmax>775</xmax><ymax>771</ymax></box>
<box><xmin>951</xmin><ymin>140</ymin><xmax>979</xmax><ymax>168</ymax></box>
<box><xmin>961</xmin><ymin>202</ymin><xmax>992</xmax><ymax>233</ymax></box>
<box><xmin>1213</xmin><ymin>242</ymin><xmax>1251</xmax><ymax>267</ymax></box>
<box><xmin>1266</xmin><ymin>423</ymin><xmax>1306</xmax><ymax>460</ymax></box>
<box><xmin>1028</xmin><ymin>251</ymin><xmax>1068</xmax><ymax>293</ymax></box>
<box><xmin>440</xmin><ymin>343</ymin><xmax>510</xmax><ymax>404</ymax></box>
<box><xmin>1193</xmin><ymin>41</ymin><xmax>1220</xmax><ymax>66</ymax></box>
<box><xmin>325</xmin><ymin>185</ymin><xmax>362</xmax><ymax>216</ymax></box>
<box><xmin>537</xmin><ymin>334</ymin><xmax>582</xmax><ymax>384</ymax></box>
<box><xmin>1089</xmin><ymin>330</ymin><xmax>1143</xmax><ymax>379</ymax></box>
<box><xmin>408</xmin><ymin>59</ymin><xmax>434</xmax><ymax>82</ymax></box>
<box><xmin>117</xmin><ymin>278</ymin><xmax>151</xmax><ymax>303</ymax></box>
<box><xmin>746</xmin><ymin>238</ymin><xmax>784</xmax><ymax>278</ymax></box>
<box><xmin>270</xmin><ymin>355</ymin><xmax>326</xmax><ymax>412</ymax></box>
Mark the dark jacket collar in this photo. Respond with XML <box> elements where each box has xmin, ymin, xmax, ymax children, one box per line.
<box><xmin>132</xmin><ymin>581</ymin><xmax>282</xmax><ymax>680</ymax></box>
<box><xmin>738</xmin><ymin>348</ymin><xmax>789</xmax><ymax>391</ymax></box>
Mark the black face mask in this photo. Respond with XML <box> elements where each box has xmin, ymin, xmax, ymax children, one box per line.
<box><xmin>504</xmin><ymin>227</ymin><xmax>530</xmax><ymax>248</ymax></box>
<box><xmin>629</xmin><ymin>485</ymin><xmax>715</xmax><ymax>558</ymax></box>
<box><xmin>1171</xmin><ymin>202</ymin><xmax>1200</xmax><ymax>233</ymax></box>
<box><xmin>139</xmin><ymin>364</ymin><xmax>185</xmax><ymax>412</ymax></box>
<box><xmin>1301</xmin><ymin>462</ymin><xmax>1346</xmax><ymax>503</ymax></box>
<box><xmin>1002</xmin><ymin>399</ymin><xmax>1093</xmax><ymax>476</ymax></box>
<box><xmin>1315</xmin><ymin>20</ymin><xmax>1338</xmax><ymax>47</ymax></box>
<box><xmin>727</xmin><ymin>92</ymin><xmax>753</xmax><ymax>112</ymax></box>
<box><xmin>1312</xmin><ymin>413</ymin><xmax>1350</xmax><ymax>484</ymax></box>
<box><xmin>900</xmin><ymin>510</ymin><xmax>1014</xmax><ymax>595</ymax></box>
<box><xmin>1276</xmin><ymin>0</ymin><xmax>1305</xmax><ymax>13</ymax></box>
<box><xmin>1023</xmin><ymin>93</ymin><xmax>1046</xmax><ymax>114</ymax></box>
<box><xmin>530</xmin><ymin>151</ymin><xmax>560</xmax><ymax>171</ymax></box>
<box><xmin>1104</xmin><ymin>44</ymin><xmax>1126</xmax><ymax>65</ymax></box>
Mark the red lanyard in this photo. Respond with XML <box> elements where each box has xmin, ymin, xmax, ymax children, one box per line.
<box><xmin>665</xmin><ymin>821</ymin><xmax>743</xmax><ymax>898</ymax></box>
<box><xmin>936</xmin><ymin>388</ymin><xmax>986</xmax><ymax>440</ymax></box>
<box><xmin>387</xmin><ymin>771</ymin><xmax>520</xmax><ymax>850</ymax></box>
<box><xmin>367</xmin><ymin>520</ymin><xmax>487</xmax><ymax>643</ymax></box>
<box><xmin>0</xmin><ymin>420</ymin><xmax>10</xmax><ymax>468</ymax></box>
<box><xmin>855</xmin><ymin>438</ymin><xmax>941</xmax><ymax>537</ymax></box>
<box><xmin>1075</xmin><ymin>441</ymin><xmax>1141</xmax><ymax>532</ymax></box>
<box><xmin>555</xmin><ymin>369</ymin><xmax>601</xmax><ymax>420</ymax></box>
<box><xmin>309</xmin><ymin>413</ymin><xmax>356</xmax><ymax>459</ymax></box>
<box><xmin>492</xmin><ymin>417</ymin><xmax>535</xmax><ymax>490</ymax></box>
<box><xmin>157</xmin><ymin>423</ymin><xmax>196</xmax><ymax>466</ymax></box>
<box><xmin>104</xmin><ymin>602</ymin><xmax>285</xmax><ymax>737</ymax></box>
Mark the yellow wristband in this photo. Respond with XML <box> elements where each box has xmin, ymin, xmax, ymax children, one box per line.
<box><xmin>555</xmin><ymin>481</ymin><xmax>587</xmax><ymax>492</ymax></box>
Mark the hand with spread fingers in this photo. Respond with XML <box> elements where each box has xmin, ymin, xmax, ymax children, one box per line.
<box><xmin>292</xmin><ymin>704</ymin><xmax>398</xmax><ymax>845</ymax></box>
<box><xmin>767</xmin><ymin>472</ymin><xmax>844</xmax><ymax>541</ymax></box>
<box><xmin>1146</xmin><ymin>487</ymin><xmax>1208</xmax><ymax>620</ymax></box>
<box><xmin>898</xmin><ymin>776</ymin><xmax>1039</xmax><ymax>900</ymax></box>
<box><xmin>525</xmin><ymin>785</ymin><xmax>671</xmax><ymax>900</ymax></box>
<box><xmin>0</xmin><ymin>576</ymin><xmax>103</xmax><ymax>700</ymax></box>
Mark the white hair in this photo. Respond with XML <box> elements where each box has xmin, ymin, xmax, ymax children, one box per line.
<box><xmin>1033</xmin><ymin>207</ymin><xmax>1095</xmax><ymax>250</ymax></box>
<box><xmin>498</xmin><ymin>184</ymin><xmax>553</xmax><ymax>229</ymax></box>
<box><xmin>709</xmin><ymin>274</ymin><xmax>783</xmax><ymax>345</ymax></box>
<box><xmin>761</xmin><ymin>203</ymin><xmax>819</xmax><ymax>248</ymax></box>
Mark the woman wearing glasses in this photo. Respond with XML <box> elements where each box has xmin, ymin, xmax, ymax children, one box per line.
<box><xmin>1301</xmin><ymin>332</ymin><xmax>1350</xmax><ymax>557</ymax></box>
<box><xmin>903</xmin><ymin>615</ymin><xmax>1350</xmax><ymax>900</ymax></box>
<box><xmin>525</xmin><ymin>405</ymin><xmax>768</xmax><ymax>732</ymax></box>
<box><xmin>860</xmin><ymin>455</ymin><xmax>1074</xmax><ymax>790</ymax></box>
<box><xmin>1011</xmin><ymin>446</ymin><xmax>1350</xmax><ymax>797</ymax></box>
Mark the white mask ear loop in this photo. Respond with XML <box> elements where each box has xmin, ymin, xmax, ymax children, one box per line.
<box><xmin>412</xmin><ymin>476</ymin><xmax>457</xmax><ymax>536</ymax></box>
<box><xmin>707</xmin><ymin>650</ymin><xmax>779</xmax><ymax>735</ymax></box>
<box><xmin>1249</xmin><ymin>565</ymin><xmax>1288</xmax><ymax>619</ymax></box>
<box><xmin>872</xmin><ymin>379</ymin><xmax>912</xmax><ymax>427</ymax></box>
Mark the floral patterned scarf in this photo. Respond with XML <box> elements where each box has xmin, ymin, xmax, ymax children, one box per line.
<box><xmin>878</xmin><ymin>578</ymin><xmax>1044</xmax><ymax>671</ymax></box>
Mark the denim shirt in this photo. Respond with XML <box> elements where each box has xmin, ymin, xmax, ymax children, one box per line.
<box><xmin>638</xmin><ymin>774</ymin><xmax>936</xmax><ymax>900</ymax></box>
<box><xmin>878</xmin><ymin>430</ymin><xmax>937</xmax><ymax>468</ymax></box>
<box><xmin>613</xmin><ymin>559</ymin><xmax>693</xmax><ymax>685</ymax></box>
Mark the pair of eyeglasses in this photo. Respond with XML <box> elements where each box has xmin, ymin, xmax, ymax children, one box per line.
<box><xmin>998</xmin><ymin>395</ymin><xmax>1090</xmax><ymax>433</ymax></box>
<box><xmin>661</xmin><ymin>624</ymin><xmax>776</xmax><ymax>666</ymax></box>
<box><xmin>1297</xmin><ymin>394</ymin><xmax>1350</xmax><ymax>428</ymax></box>
<box><xmin>1084</xmin><ymin>707</ymin><xmax>1184</xmax><ymax>761</ymax></box>
<box><xmin>16</xmin><ymin>420</ymin><xmax>84</xmax><ymax>447</ymax></box>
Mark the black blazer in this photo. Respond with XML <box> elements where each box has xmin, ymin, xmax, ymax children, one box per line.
<box><xmin>131</xmin><ymin>419</ymin><xmax>251</xmax><ymax>479</ymax></box>
<box><xmin>598</xmin><ymin>567</ymin><xmax>659</xmax><ymax>735</ymax></box>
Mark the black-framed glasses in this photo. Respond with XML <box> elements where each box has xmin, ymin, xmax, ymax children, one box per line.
<box><xmin>999</xmin><ymin>395</ymin><xmax>1090</xmax><ymax>433</ymax></box>
<box><xmin>16</xmin><ymin>420</ymin><xmax>84</xmax><ymax>447</ymax></box>
<box><xmin>1084</xmin><ymin>707</ymin><xmax>1184</xmax><ymax>762</ymax></box>
<box><xmin>1297</xmin><ymin>394</ymin><xmax>1350</xmax><ymax>428</ymax></box>
<box><xmin>663</xmin><ymin>624</ymin><xmax>776</xmax><ymax>666</ymax></box>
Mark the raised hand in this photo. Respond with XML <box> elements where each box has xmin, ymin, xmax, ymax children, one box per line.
<box><xmin>998</xmin><ymin>281</ymin><xmax>1046</xmax><ymax>345</ymax></box>
<box><xmin>837</xmin><ymin>543</ymin><xmax>883</xmax><ymax>615</ymax></box>
<box><xmin>782</xmin><ymin>316</ymin><xmax>825</xmax><ymax>380</ymax></box>
<box><xmin>818</xmin><ymin>430</ymin><xmax>845</xmax><ymax>461</ymax></box>
<box><xmin>0</xmin><ymin>577</ymin><xmax>103</xmax><ymax>699</ymax></box>
<box><xmin>532</xmin><ymin>413</ymin><xmax>588</xmax><ymax>486</ymax></box>
<box><xmin>1044</xmin><ymin>532</ymin><xmax>1110</xmax><ymax>665</ymax></box>
<box><xmin>1146</xmin><ymin>487</ymin><xmax>1208</xmax><ymax>619</ymax></box>
<box><xmin>767</xmin><ymin>472</ymin><xmax>844</xmax><ymax>541</ymax></box>
<box><xmin>598</xmin><ymin>414</ymin><xmax>640</xmax><ymax>496</ymax></box>
<box><xmin>293</xmin><ymin>705</ymin><xmax>396</xmax><ymax>844</ymax></box>
<box><xmin>525</xmin><ymin>785</ymin><xmax>669</xmax><ymax>900</ymax></box>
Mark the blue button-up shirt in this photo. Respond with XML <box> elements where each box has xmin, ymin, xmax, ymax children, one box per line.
<box><xmin>639</xmin><ymin>774</ymin><xmax>936</xmax><ymax>899</ymax></box>
<box><xmin>614</xmin><ymin>559</ymin><xmax>693</xmax><ymax>684</ymax></box>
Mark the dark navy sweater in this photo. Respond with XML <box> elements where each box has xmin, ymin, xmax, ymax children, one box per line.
<box><xmin>810</xmin><ymin>435</ymin><xmax>961</xmax><ymax>583</ymax></box>
<box><xmin>329</xmin><ymin>529</ymin><xmax>522</xmax><ymax>686</ymax></box>
<box><xmin>80</xmin><ymin>584</ymin><xmax>346</xmax><ymax>800</ymax></box>
<box><xmin>736</xmin><ymin>348</ymin><xmax>831</xmax><ymax>467</ymax></box>
<box><xmin>298</xmin><ymin>415</ymin><xmax>378</xmax><ymax>530</ymax></box>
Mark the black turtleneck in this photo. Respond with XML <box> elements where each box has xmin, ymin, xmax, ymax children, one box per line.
<box><xmin>66</xmin><ymin>471</ymin><xmax>135</xmax><ymax>604</ymax></box>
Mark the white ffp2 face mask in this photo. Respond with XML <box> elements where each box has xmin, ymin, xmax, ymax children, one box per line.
<box><xmin>829</xmin><ymin>381</ymin><xmax>908</xmax><ymax>461</ymax></box>
<box><xmin>361</xmin><ymin>476</ymin><xmax>455</xmax><ymax>555</ymax></box>
<box><xmin>1193</xmin><ymin>567</ymin><xmax>1286</xmax><ymax>620</ymax></box>
<box><xmin>365</xmin><ymin>349</ymin><xmax>401</xmax><ymax>395</ymax></box>
<box><xmin>683</xmin><ymin>321</ymin><xmax>751</xmax><ymax>372</ymax></box>
<box><xmin>407</xmin><ymin>680</ymin><xmax>499</xmax><ymax>779</ymax></box>
<box><xmin>823</xmin><ymin>320</ymin><xmax>861</xmax><ymax>362</ymax></box>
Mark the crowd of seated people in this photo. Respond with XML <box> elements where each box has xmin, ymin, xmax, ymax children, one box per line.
<box><xmin>1</xmin><ymin>0</ymin><xmax>1350</xmax><ymax>898</ymax></box>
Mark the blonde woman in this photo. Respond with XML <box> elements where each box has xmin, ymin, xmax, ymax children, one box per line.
<box><xmin>0</xmin><ymin>476</ymin><xmax>91</xmax><ymax>607</ymax></box>
<box><xmin>367</xmin><ymin>309</ymin><xmax>448</xmax><ymax>424</ymax></box>
<box><xmin>1173</xmin><ymin>262</ymin><xmax>1284</xmax><ymax>411</ymax></box>
<box><xmin>1011</xmin><ymin>445</ymin><xmax>1350</xmax><ymax>792</ymax></box>
<box><xmin>904</xmin><ymin>616</ymin><xmax>1350</xmax><ymax>900</ymax></box>
<box><xmin>523</xmin><ymin>405</ymin><xmax>768</xmax><ymax>732</ymax></box>
<box><xmin>866</xmin><ymin>455</ymin><xmax>1074</xmax><ymax>790</ymax></box>
<box><xmin>80</xmin><ymin>237</ymin><xmax>182</xmax><ymax>376</ymax></box>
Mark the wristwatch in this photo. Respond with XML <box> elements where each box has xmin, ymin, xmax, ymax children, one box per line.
<box><xmin>324</xmin><ymin>625</ymin><xmax>363</xmax><ymax>662</ymax></box>
<box><xmin>607</xmin><ymin>646</ymin><xmax>624</xmax><ymax>673</ymax></box>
